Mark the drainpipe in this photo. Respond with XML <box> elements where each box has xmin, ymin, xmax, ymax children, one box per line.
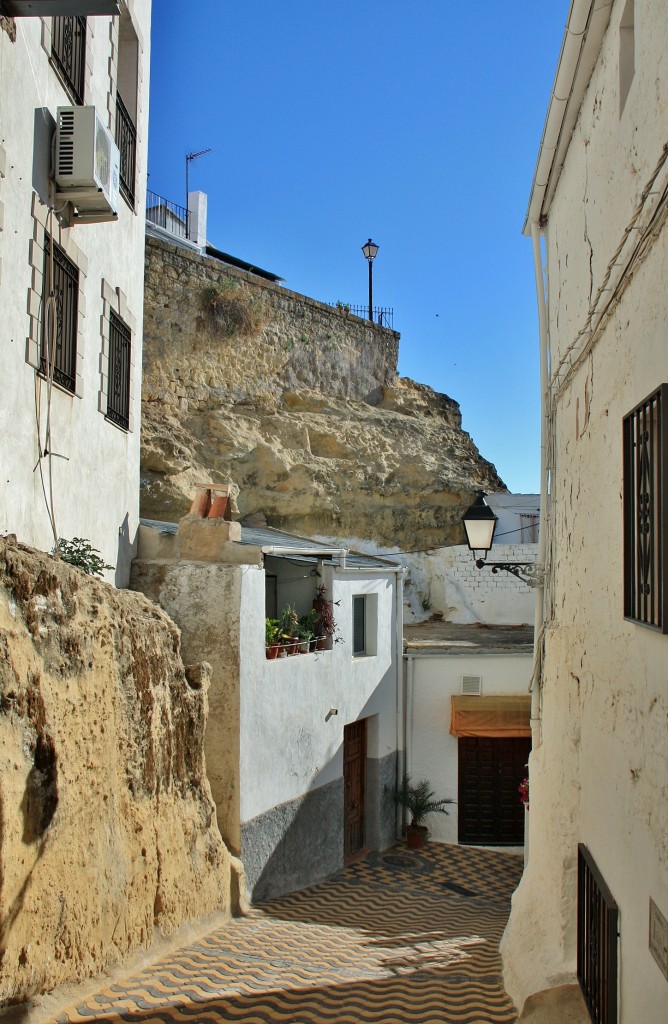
<box><xmin>530</xmin><ymin>221</ymin><xmax>550</xmax><ymax>747</ymax></box>
<box><xmin>395</xmin><ymin>570</ymin><xmax>407</xmax><ymax>836</ymax></box>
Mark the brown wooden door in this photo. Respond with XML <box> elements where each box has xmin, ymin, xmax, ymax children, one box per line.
<box><xmin>458</xmin><ymin>736</ymin><xmax>531</xmax><ymax>845</ymax></box>
<box><xmin>343</xmin><ymin>720</ymin><xmax>367</xmax><ymax>858</ymax></box>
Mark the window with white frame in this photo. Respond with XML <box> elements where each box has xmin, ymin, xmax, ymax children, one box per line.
<box><xmin>352</xmin><ymin>593</ymin><xmax>378</xmax><ymax>657</ymax></box>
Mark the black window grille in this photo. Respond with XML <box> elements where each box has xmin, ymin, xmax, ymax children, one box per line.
<box><xmin>353</xmin><ymin>596</ymin><xmax>366</xmax><ymax>655</ymax></box>
<box><xmin>577</xmin><ymin>844</ymin><xmax>619</xmax><ymax>1024</ymax></box>
<box><xmin>41</xmin><ymin>238</ymin><xmax>79</xmax><ymax>394</ymax></box>
<box><xmin>115</xmin><ymin>92</ymin><xmax>137</xmax><ymax>208</ymax></box>
<box><xmin>106</xmin><ymin>310</ymin><xmax>131</xmax><ymax>430</ymax></box>
<box><xmin>623</xmin><ymin>385</ymin><xmax>668</xmax><ymax>631</ymax></box>
<box><xmin>51</xmin><ymin>16</ymin><xmax>86</xmax><ymax>105</ymax></box>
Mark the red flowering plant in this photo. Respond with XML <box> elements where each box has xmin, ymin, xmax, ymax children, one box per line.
<box><xmin>518</xmin><ymin>776</ymin><xmax>529</xmax><ymax>810</ymax></box>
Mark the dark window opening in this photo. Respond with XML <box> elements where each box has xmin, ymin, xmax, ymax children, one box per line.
<box><xmin>51</xmin><ymin>16</ymin><xmax>86</xmax><ymax>105</ymax></box>
<box><xmin>41</xmin><ymin>237</ymin><xmax>78</xmax><ymax>395</ymax></box>
<box><xmin>353</xmin><ymin>595</ymin><xmax>366</xmax><ymax>655</ymax></box>
<box><xmin>106</xmin><ymin>310</ymin><xmax>131</xmax><ymax>430</ymax></box>
<box><xmin>623</xmin><ymin>385</ymin><xmax>668</xmax><ymax>631</ymax></box>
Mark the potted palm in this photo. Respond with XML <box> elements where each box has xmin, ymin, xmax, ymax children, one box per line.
<box><xmin>395</xmin><ymin>775</ymin><xmax>453</xmax><ymax>849</ymax></box>
<box><xmin>278</xmin><ymin>604</ymin><xmax>299</xmax><ymax>655</ymax></box>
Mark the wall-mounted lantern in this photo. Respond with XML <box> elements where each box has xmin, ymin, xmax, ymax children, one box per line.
<box><xmin>462</xmin><ymin>491</ymin><xmax>543</xmax><ymax>587</ymax></box>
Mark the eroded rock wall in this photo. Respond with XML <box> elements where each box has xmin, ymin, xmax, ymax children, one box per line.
<box><xmin>141</xmin><ymin>237</ymin><xmax>504</xmax><ymax>545</ymax></box>
<box><xmin>0</xmin><ymin>538</ymin><xmax>237</xmax><ymax>1005</ymax></box>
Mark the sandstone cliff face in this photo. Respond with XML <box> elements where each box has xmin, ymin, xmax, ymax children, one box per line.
<box><xmin>0</xmin><ymin>538</ymin><xmax>239</xmax><ymax>1006</ymax></box>
<box><xmin>141</xmin><ymin>238</ymin><xmax>504</xmax><ymax>546</ymax></box>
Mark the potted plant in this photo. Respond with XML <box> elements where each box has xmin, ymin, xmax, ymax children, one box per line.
<box><xmin>278</xmin><ymin>604</ymin><xmax>299</xmax><ymax>655</ymax></box>
<box><xmin>395</xmin><ymin>775</ymin><xmax>453</xmax><ymax>849</ymax></box>
<box><xmin>299</xmin><ymin>610</ymin><xmax>319</xmax><ymax>651</ymax></box>
<box><xmin>313</xmin><ymin>585</ymin><xmax>341</xmax><ymax>649</ymax></box>
<box><xmin>265</xmin><ymin>618</ymin><xmax>281</xmax><ymax>659</ymax></box>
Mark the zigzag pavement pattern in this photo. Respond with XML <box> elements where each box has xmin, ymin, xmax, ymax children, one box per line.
<box><xmin>50</xmin><ymin>843</ymin><xmax>523</xmax><ymax>1024</ymax></box>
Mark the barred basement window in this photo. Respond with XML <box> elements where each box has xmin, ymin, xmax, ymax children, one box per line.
<box><xmin>623</xmin><ymin>385</ymin><xmax>668</xmax><ymax>631</ymax></box>
<box><xmin>51</xmin><ymin>16</ymin><xmax>86</xmax><ymax>105</ymax></box>
<box><xmin>106</xmin><ymin>310</ymin><xmax>131</xmax><ymax>430</ymax></box>
<box><xmin>41</xmin><ymin>237</ymin><xmax>79</xmax><ymax>395</ymax></box>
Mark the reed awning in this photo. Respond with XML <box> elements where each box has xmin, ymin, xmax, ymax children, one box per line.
<box><xmin>449</xmin><ymin>694</ymin><xmax>532</xmax><ymax>738</ymax></box>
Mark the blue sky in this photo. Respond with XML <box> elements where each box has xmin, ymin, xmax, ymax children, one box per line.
<box><xmin>148</xmin><ymin>2</ymin><xmax>568</xmax><ymax>493</ymax></box>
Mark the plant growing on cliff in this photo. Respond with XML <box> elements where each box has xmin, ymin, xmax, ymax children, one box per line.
<box><xmin>55</xmin><ymin>538</ymin><xmax>113</xmax><ymax>578</ymax></box>
<box><xmin>202</xmin><ymin>277</ymin><xmax>266</xmax><ymax>338</ymax></box>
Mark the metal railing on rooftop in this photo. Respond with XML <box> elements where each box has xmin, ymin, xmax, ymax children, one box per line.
<box><xmin>331</xmin><ymin>304</ymin><xmax>394</xmax><ymax>329</ymax></box>
<box><xmin>146</xmin><ymin>189</ymin><xmax>188</xmax><ymax>239</ymax></box>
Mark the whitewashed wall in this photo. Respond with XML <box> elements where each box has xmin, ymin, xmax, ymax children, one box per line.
<box><xmin>0</xmin><ymin>8</ymin><xmax>151</xmax><ymax>585</ymax></box>
<box><xmin>406</xmin><ymin>652</ymin><xmax>532</xmax><ymax>844</ymax></box>
<box><xmin>239</xmin><ymin>565</ymin><xmax>398</xmax><ymax>819</ymax></box>
<box><xmin>502</xmin><ymin>1</ymin><xmax>668</xmax><ymax>1019</ymax></box>
<box><xmin>404</xmin><ymin>544</ymin><xmax>537</xmax><ymax>625</ymax></box>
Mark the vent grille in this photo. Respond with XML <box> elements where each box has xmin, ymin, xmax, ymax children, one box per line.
<box><xmin>57</xmin><ymin>109</ymin><xmax>75</xmax><ymax>176</ymax></box>
<box><xmin>94</xmin><ymin>119</ymin><xmax>111</xmax><ymax>189</ymax></box>
<box><xmin>462</xmin><ymin>675</ymin><xmax>482</xmax><ymax>696</ymax></box>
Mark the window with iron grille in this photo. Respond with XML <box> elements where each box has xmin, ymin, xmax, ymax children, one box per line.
<box><xmin>41</xmin><ymin>237</ymin><xmax>79</xmax><ymax>395</ymax></box>
<box><xmin>577</xmin><ymin>844</ymin><xmax>619</xmax><ymax>1024</ymax></box>
<box><xmin>106</xmin><ymin>310</ymin><xmax>131</xmax><ymax>430</ymax></box>
<box><xmin>51</xmin><ymin>16</ymin><xmax>86</xmax><ymax>105</ymax></box>
<box><xmin>623</xmin><ymin>385</ymin><xmax>668</xmax><ymax>631</ymax></box>
<box><xmin>115</xmin><ymin>92</ymin><xmax>136</xmax><ymax>208</ymax></box>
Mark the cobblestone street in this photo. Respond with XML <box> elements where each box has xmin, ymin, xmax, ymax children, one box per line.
<box><xmin>43</xmin><ymin>843</ymin><xmax>523</xmax><ymax>1024</ymax></box>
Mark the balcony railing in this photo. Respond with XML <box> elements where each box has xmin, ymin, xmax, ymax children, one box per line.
<box><xmin>331</xmin><ymin>303</ymin><xmax>394</xmax><ymax>329</ymax></box>
<box><xmin>577</xmin><ymin>844</ymin><xmax>619</xmax><ymax>1024</ymax></box>
<box><xmin>146</xmin><ymin>189</ymin><xmax>188</xmax><ymax>239</ymax></box>
<box><xmin>115</xmin><ymin>92</ymin><xmax>137</xmax><ymax>208</ymax></box>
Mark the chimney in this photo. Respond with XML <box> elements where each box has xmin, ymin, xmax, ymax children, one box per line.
<box><xmin>187</xmin><ymin>191</ymin><xmax>207</xmax><ymax>247</ymax></box>
<box><xmin>178</xmin><ymin>483</ymin><xmax>241</xmax><ymax>559</ymax></box>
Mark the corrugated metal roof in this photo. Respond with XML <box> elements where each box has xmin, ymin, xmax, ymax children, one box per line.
<box><xmin>139</xmin><ymin>519</ymin><xmax>399</xmax><ymax>571</ymax></box>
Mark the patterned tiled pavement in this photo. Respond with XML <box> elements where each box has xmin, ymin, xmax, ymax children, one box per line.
<box><xmin>48</xmin><ymin>843</ymin><xmax>523</xmax><ymax>1024</ymax></box>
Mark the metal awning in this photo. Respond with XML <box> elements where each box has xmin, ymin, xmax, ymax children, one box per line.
<box><xmin>450</xmin><ymin>694</ymin><xmax>531</xmax><ymax>738</ymax></box>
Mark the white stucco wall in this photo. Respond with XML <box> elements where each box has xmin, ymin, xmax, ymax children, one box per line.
<box><xmin>404</xmin><ymin>544</ymin><xmax>537</xmax><ymax>625</ymax></box>
<box><xmin>406</xmin><ymin>653</ymin><xmax>532</xmax><ymax>844</ymax></box>
<box><xmin>239</xmin><ymin>565</ymin><xmax>399</xmax><ymax>822</ymax></box>
<box><xmin>502</xmin><ymin>2</ymin><xmax>668</xmax><ymax>1019</ymax></box>
<box><xmin>0</xmin><ymin>8</ymin><xmax>151</xmax><ymax>585</ymax></box>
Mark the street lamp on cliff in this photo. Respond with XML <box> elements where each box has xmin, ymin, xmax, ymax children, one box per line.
<box><xmin>361</xmin><ymin>238</ymin><xmax>379</xmax><ymax>322</ymax></box>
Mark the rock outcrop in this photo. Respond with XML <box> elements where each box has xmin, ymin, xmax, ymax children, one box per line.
<box><xmin>141</xmin><ymin>237</ymin><xmax>504</xmax><ymax>546</ymax></box>
<box><xmin>0</xmin><ymin>537</ymin><xmax>241</xmax><ymax>1006</ymax></box>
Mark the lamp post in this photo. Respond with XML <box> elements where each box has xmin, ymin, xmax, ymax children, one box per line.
<box><xmin>361</xmin><ymin>238</ymin><xmax>379</xmax><ymax>322</ymax></box>
<box><xmin>462</xmin><ymin>491</ymin><xmax>543</xmax><ymax>587</ymax></box>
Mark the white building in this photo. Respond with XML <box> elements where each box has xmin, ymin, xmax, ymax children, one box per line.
<box><xmin>0</xmin><ymin>3</ymin><xmax>151</xmax><ymax>585</ymax></box>
<box><xmin>132</xmin><ymin>493</ymin><xmax>404</xmax><ymax>901</ymax></box>
<box><xmin>502</xmin><ymin>3</ymin><xmax>668</xmax><ymax>1022</ymax></box>
<box><xmin>404</xmin><ymin>622</ymin><xmax>532</xmax><ymax>848</ymax></box>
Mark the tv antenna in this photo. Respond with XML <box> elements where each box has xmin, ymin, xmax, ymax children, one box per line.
<box><xmin>185</xmin><ymin>147</ymin><xmax>212</xmax><ymax>208</ymax></box>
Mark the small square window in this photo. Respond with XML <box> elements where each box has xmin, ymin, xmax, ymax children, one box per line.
<box><xmin>106</xmin><ymin>310</ymin><xmax>131</xmax><ymax>430</ymax></box>
<box><xmin>41</xmin><ymin>237</ymin><xmax>79</xmax><ymax>394</ymax></box>
<box><xmin>623</xmin><ymin>385</ymin><xmax>668</xmax><ymax>631</ymax></box>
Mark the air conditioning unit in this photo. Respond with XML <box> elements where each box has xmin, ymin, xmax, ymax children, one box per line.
<box><xmin>55</xmin><ymin>106</ymin><xmax>119</xmax><ymax>218</ymax></box>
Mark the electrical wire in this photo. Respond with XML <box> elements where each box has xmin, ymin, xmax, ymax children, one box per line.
<box><xmin>33</xmin><ymin>208</ymin><xmax>60</xmax><ymax>550</ymax></box>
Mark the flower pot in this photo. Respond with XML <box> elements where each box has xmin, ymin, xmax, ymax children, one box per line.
<box><xmin>316</xmin><ymin>635</ymin><xmax>327</xmax><ymax>651</ymax></box>
<box><xmin>266</xmin><ymin>644</ymin><xmax>280</xmax><ymax>660</ymax></box>
<box><xmin>406</xmin><ymin>826</ymin><xmax>428</xmax><ymax>850</ymax></box>
<box><xmin>298</xmin><ymin>641</ymin><xmax>310</xmax><ymax>654</ymax></box>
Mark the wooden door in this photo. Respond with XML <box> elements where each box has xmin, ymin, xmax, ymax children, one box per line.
<box><xmin>458</xmin><ymin>736</ymin><xmax>531</xmax><ymax>845</ymax></box>
<box><xmin>343</xmin><ymin>720</ymin><xmax>367</xmax><ymax>858</ymax></box>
